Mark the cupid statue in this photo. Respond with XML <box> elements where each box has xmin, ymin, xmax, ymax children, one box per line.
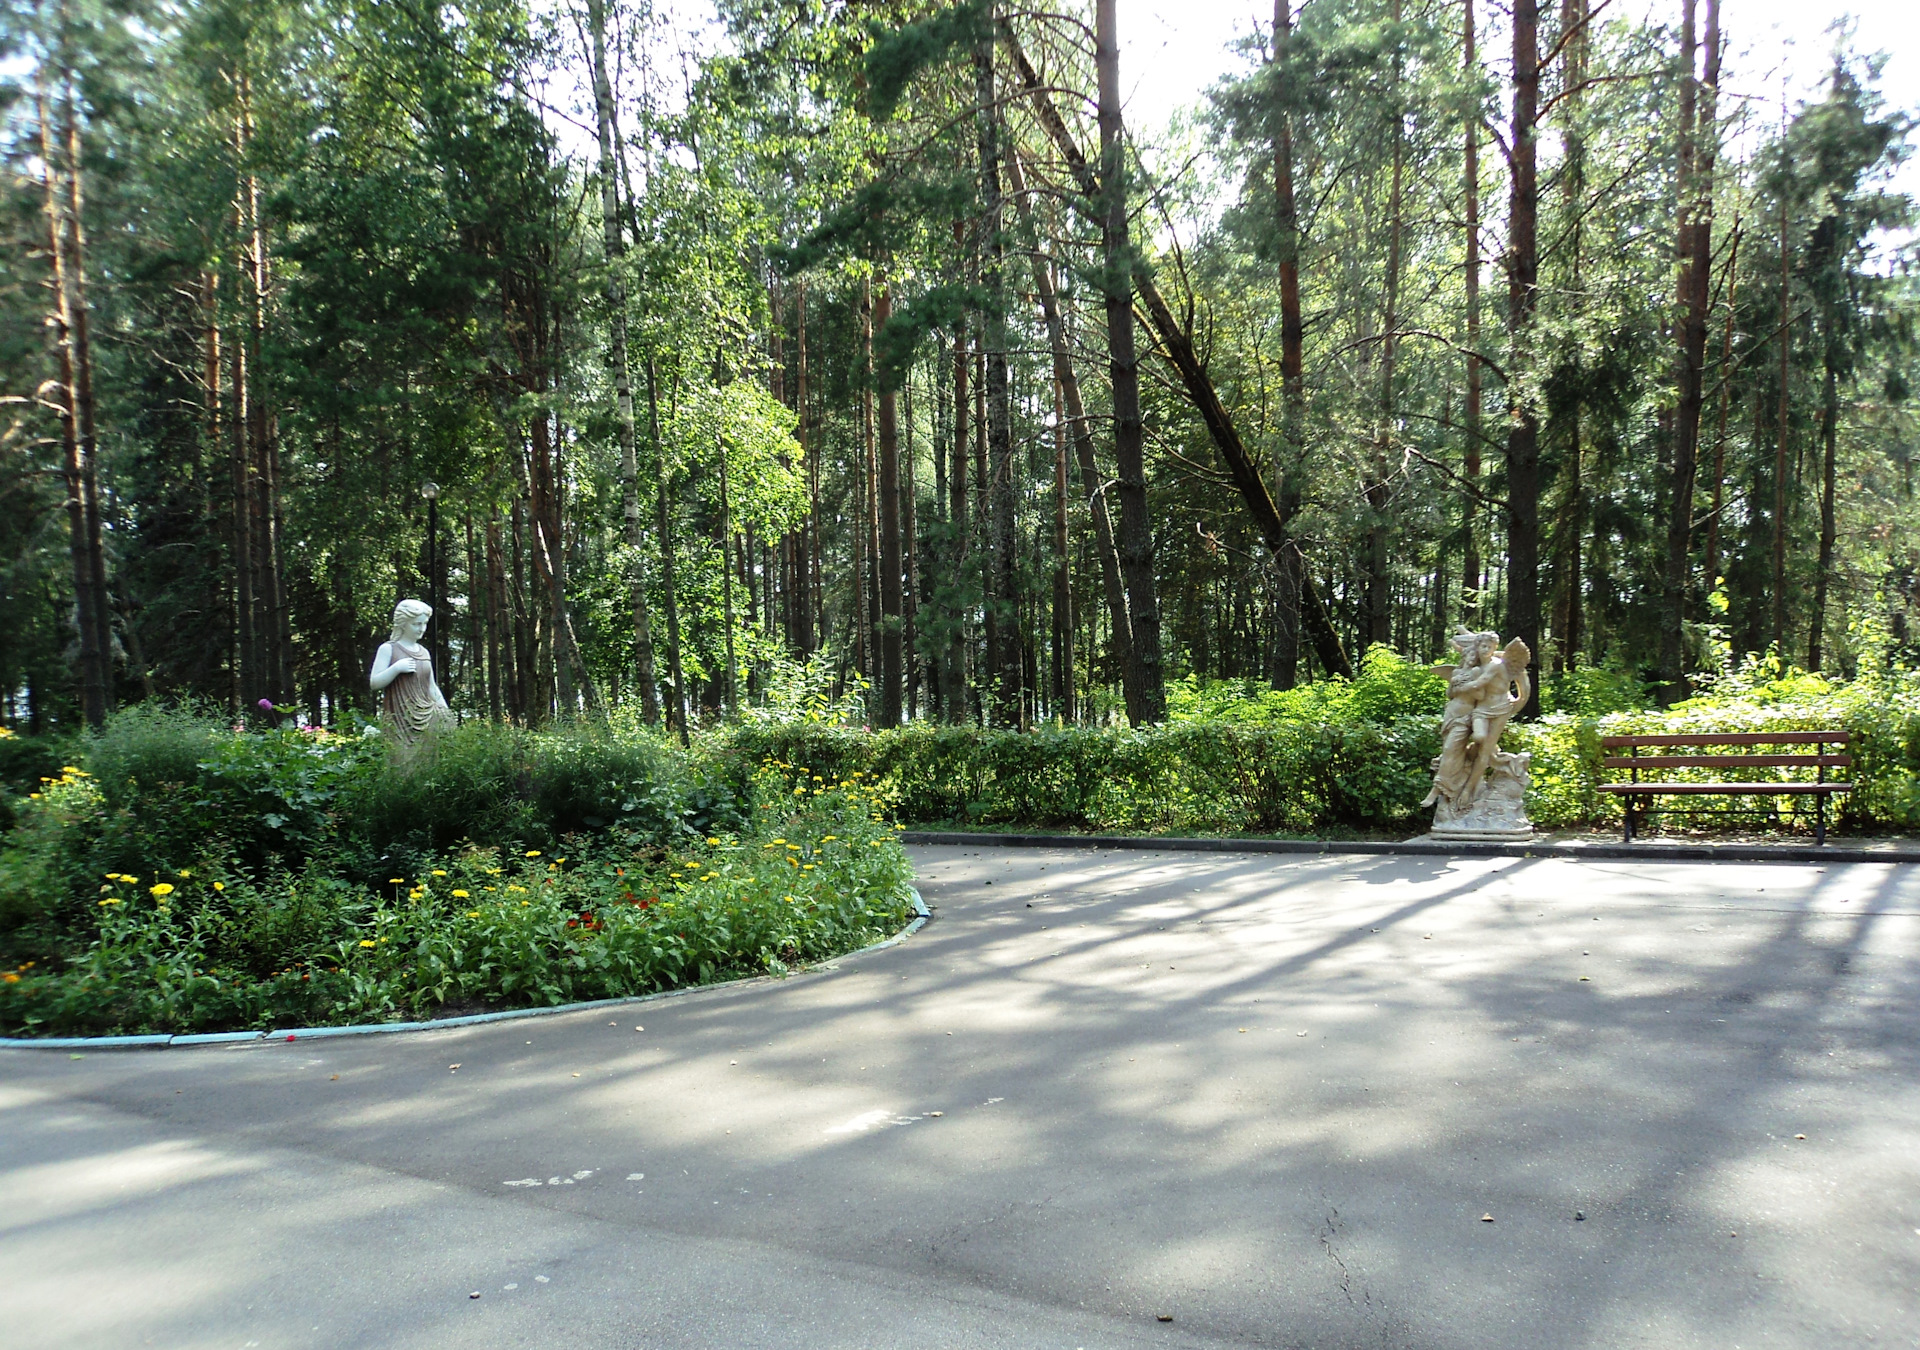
<box><xmin>369</xmin><ymin>599</ymin><xmax>453</xmax><ymax>761</ymax></box>
<box><xmin>1422</xmin><ymin>630</ymin><xmax>1535</xmax><ymax>840</ymax></box>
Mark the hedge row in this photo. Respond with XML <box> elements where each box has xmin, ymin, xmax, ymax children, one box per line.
<box><xmin>711</xmin><ymin>693</ymin><xmax>1920</xmax><ymax>837</ymax></box>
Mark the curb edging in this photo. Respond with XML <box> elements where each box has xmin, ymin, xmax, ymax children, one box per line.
<box><xmin>900</xmin><ymin>831</ymin><xmax>1920</xmax><ymax>866</ymax></box>
<box><xmin>0</xmin><ymin>888</ymin><xmax>929</xmax><ymax>1053</ymax></box>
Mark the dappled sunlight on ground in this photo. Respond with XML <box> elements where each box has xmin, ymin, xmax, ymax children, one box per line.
<box><xmin>4</xmin><ymin>844</ymin><xmax>1917</xmax><ymax>1348</ymax></box>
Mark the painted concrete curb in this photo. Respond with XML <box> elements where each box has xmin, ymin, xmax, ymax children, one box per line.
<box><xmin>0</xmin><ymin>888</ymin><xmax>929</xmax><ymax>1053</ymax></box>
<box><xmin>901</xmin><ymin>830</ymin><xmax>1920</xmax><ymax>867</ymax></box>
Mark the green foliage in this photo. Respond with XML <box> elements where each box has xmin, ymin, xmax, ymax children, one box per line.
<box><xmin>0</xmin><ymin>760</ymin><xmax>911</xmax><ymax>1036</ymax></box>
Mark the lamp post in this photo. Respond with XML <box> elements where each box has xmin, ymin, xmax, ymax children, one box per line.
<box><xmin>421</xmin><ymin>481</ymin><xmax>442</xmax><ymax>694</ymax></box>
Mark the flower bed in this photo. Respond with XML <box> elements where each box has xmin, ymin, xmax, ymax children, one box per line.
<box><xmin>0</xmin><ymin>754</ymin><xmax>912</xmax><ymax>1038</ymax></box>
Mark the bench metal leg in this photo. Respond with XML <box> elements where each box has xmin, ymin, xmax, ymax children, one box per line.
<box><xmin>1623</xmin><ymin>800</ymin><xmax>1635</xmax><ymax>843</ymax></box>
<box><xmin>1816</xmin><ymin>793</ymin><xmax>1827</xmax><ymax>846</ymax></box>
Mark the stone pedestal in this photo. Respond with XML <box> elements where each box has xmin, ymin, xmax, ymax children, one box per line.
<box><xmin>1427</xmin><ymin>750</ymin><xmax>1535</xmax><ymax>842</ymax></box>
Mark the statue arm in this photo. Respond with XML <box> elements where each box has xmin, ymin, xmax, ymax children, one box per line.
<box><xmin>369</xmin><ymin>642</ymin><xmax>412</xmax><ymax>692</ymax></box>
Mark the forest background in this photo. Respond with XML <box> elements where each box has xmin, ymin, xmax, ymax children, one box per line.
<box><xmin>2</xmin><ymin>0</ymin><xmax>1916</xmax><ymax>792</ymax></box>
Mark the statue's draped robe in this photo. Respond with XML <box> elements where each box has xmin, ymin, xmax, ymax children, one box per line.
<box><xmin>382</xmin><ymin>640</ymin><xmax>450</xmax><ymax>750</ymax></box>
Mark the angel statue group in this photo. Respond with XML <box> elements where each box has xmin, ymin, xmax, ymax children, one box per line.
<box><xmin>1422</xmin><ymin>630</ymin><xmax>1535</xmax><ymax>841</ymax></box>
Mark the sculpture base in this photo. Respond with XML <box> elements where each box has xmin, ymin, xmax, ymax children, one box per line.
<box><xmin>1427</xmin><ymin>750</ymin><xmax>1534</xmax><ymax>843</ymax></box>
<box><xmin>1423</xmin><ymin>825</ymin><xmax>1535</xmax><ymax>843</ymax></box>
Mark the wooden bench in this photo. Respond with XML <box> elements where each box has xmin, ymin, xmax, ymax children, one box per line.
<box><xmin>1597</xmin><ymin>732</ymin><xmax>1852</xmax><ymax>844</ymax></box>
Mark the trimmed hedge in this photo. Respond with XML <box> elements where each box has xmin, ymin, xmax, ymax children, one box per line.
<box><xmin>709</xmin><ymin>672</ymin><xmax>1920</xmax><ymax>838</ymax></box>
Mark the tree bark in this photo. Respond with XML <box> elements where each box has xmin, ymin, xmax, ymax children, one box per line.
<box><xmin>876</xmin><ymin>282</ymin><xmax>904</xmax><ymax>727</ymax></box>
<box><xmin>1506</xmin><ymin>0</ymin><xmax>1543</xmax><ymax>715</ymax></box>
<box><xmin>1462</xmin><ymin>0</ymin><xmax>1483</xmax><ymax>614</ymax></box>
<box><xmin>1008</xmin><ymin>147</ymin><xmax>1136</xmax><ymax>712</ymax></box>
<box><xmin>586</xmin><ymin>0</ymin><xmax>659</xmax><ymax>725</ymax></box>
<box><xmin>37</xmin><ymin>93</ymin><xmax>109</xmax><ymax>729</ymax></box>
<box><xmin>1093</xmin><ymin>0</ymin><xmax>1167</xmax><ymax>723</ymax></box>
<box><xmin>1271</xmin><ymin>0</ymin><xmax>1307</xmax><ymax>687</ymax></box>
<box><xmin>1660</xmin><ymin>0</ymin><xmax>1718</xmax><ymax>700</ymax></box>
<box><xmin>1005</xmin><ymin>27</ymin><xmax>1351</xmax><ymax>680</ymax></box>
<box><xmin>973</xmin><ymin>36</ymin><xmax>1022</xmax><ymax>727</ymax></box>
<box><xmin>945</xmin><ymin>306</ymin><xmax>971</xmax><ymax>722</ymax></box>
<box><xmin>647</xmin><ymin>356</ymin><xmax>687</xmax><ymax>741</ymax></box>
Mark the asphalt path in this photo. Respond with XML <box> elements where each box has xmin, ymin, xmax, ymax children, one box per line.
<box><xmin>4</xmin><ymin>845</ymin><xmax>1918</xmax><ymax>1349</ymax></box>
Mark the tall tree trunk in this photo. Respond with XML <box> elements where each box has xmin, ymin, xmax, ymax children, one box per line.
<box><xmin>1005</xmin><ymin>27</ymin><xmax>1351</xmax><ymax>680</ymax></box>
<box><xmin>946</xmin><ymin>311</ymin><xmax>971</xmax><ymax>722</ymax></box>
<box><xmin>1772</xmin><ymin>191</ymin><xmax>1792</xmax><ymax>657</ymax></box>
<box><xmin>1365</xmin><ymin>0</ymin><xmax>1406</xmax><ymax>650</ymax></box>
<box><xmin>1052</xmin><ymin>373</ymin><xmax>1074</xmax><ymax>723</ymax></box>
<box><xmin>647</xmin><ymin>357</ymin><xmax>687</xmax><ymax>741</ymax></box>
<box><xmin>1704</xmin><ymin>223</ymin><xmax>1742</xmax><ymax>585</ymax></box>
<box><xmin>972</xmin><ymin>36</ymin><xmax>1022</xmax><ymax>726</ymax></box>
<box><xmin>717</xmin><ymin>430</ymin><xmax>738</xmax><ymax>716</ymax></box>
<box><xmin>1008</xmin><ymin>147</ymin><xmax>1136</xmax><ymax>708</ymax></box>
<box><xmin>1660</xmin><ymin>0</ymin><xmax>1718</xmax><ymax>700</ymax></box>
<box><xmin>875</xmin><ymin>283</ymin><xmax>904</xmax><ymax>727</ymax></box>
<box><xmin>903</xmin><ymin>374</ymin><xmax>920</xmax><ymax>720</ymax></box>
<box><xmin>37</xmin><ymin>93</ymin><xmax>108</xmax><ymax>728</ymax></box>
<box><xmin>587</xmin><ymin>0</ymin><xmax>659</xmax><ymax>724</ymax></box>
<box><xmin>1506</xmin><ymin>0</ymin><xmax>1543</xmax><ymax>713</ymax></box>
<box><xmin>1094</xmin><ymin>0</ymin><xmax>1167</xmax><ymax>723</ymax></box>
<box><xmin>1809</xmin><ymin>335</ymin><xmax>1838</xmax><ymax>669</ymax></box>
<box><xmin>1271</xmin><ymin>0</ymin><xmax>1308</xmax><ymax>687</ymax></box>
<box><xmin>1462</xmin><ymin>0</ymin><xmax>1483</xmax><ymax>614</ymax></box>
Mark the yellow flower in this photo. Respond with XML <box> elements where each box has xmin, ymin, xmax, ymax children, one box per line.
<box><xmin>525</xmin><ymin>850</ymin><xmax>542</xmax><ymax>857</ymax></box>
<box><xmin>821</xmin><ymin>835</ymin><xmax>836</xmax><ymax>842</ymax></box>
<box><xmin>358</xmin><ymin>939</ymin><xmax>377</xmax><ymax>948</ymax></box>
<box><xmin>466</xmin><ymin>910</ymin><xmax>480</xmax><ymax>918</ymax></box>
<box><xmin>556</xmin><ymin>858</ymin><xmax>566</xmax><ymax>864</ymax></box>
<box><xmin>707</xmin><ymin>837</ymin><xmax>721</xmax><ymax>846</ymax></box>
<box><xmin>507</xmin><ymin>885</ymin><xmax>527</xmax><ymax>893</ymax></box>
<box><xmin>2</xmin><ymin>972</ymin><xmax>17</xmax><ymax>983</ymax></box>
<box><xmin>213</xmin><ymin>882</ymin><xmax>225</xmax><ymax>892</ymax></box>
<box><xmin>104</xmin><ymin>873</ymin><xmax>120</xmax><ymax>881</ymax></box>
<box><xmin>870</xmin><ymin>840</ymin><xmax>886</xmax><ymax>846</ymax></box>
<box><xmin>793</xmin><ymin>787</ymin><xmax>805</xmax><ymax>795</ymax></box>
<box><xmin>802</xmin><ymin>864</ymin><xmax>816</xmax><ymax>871</ymax></box>
<box><xmin>61</xmin><ymin>766</ymin><xmax>81</xmax><ymax>775</ymax></box>
<box><xmin>388</xmin><ymin>877</ymin><xmax>405</xmax><ymax>884</ymax></box>
<box><xmin>431</xmin><ymin>869</ymin><xmax>448</xmax><ymax>877</ymax></box>
<box><xmin>786</xmin><ymin>843</ymin><xmax>800</xmax><ymax>850</ymax></box>
<box><xmin>452</xmin><ymin>889</ymin><xmax>470</xmax><ymax>898</ymax></box>
<box><xmin>176</xmin><ymin>869</ymin><xmax>191</xmax><ymax>879</ymax></box>
<box><xmin>150</xmin><ymin>883</ymin><xmax>175</xmax><ymax>898</ymax></box>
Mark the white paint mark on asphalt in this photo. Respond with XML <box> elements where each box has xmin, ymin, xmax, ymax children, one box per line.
<box><xmin>503</xmin><ymin>1178</ymin><xmax>541</xmax><ymax>1187</ymax></box>
<box><xmin>627</xmin><ymin>1172</ymin><xmax>645</xmax><ymax>1180</ymax></box>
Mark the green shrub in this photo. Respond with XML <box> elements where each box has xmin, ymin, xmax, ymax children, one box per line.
<box><xmin>0</xmin><ymin>775</ymin><xmax>911</xmax><ymax>1036</ymax></box>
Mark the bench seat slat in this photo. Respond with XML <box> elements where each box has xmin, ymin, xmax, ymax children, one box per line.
<box><xmin>1601</xmin><ymin>754</ymin><xmax>1852</xmax><ymax>769</ymax></box>
<box><xmin>1599</xmin><ymin>731</ymin><xmax>1847</xmax><ymax>748</ymax></box>
<box><xmin>1598</xmin><ymin>782</ymin><xmax>1851</xmax><ymax>795</ymax></box>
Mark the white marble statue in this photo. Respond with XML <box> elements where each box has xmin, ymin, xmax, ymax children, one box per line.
<box><xmin>369</xmin><ymin>599</ymin><xmax>452</xmax><ymax>762</ymax></box>
<box><xmin>1422</xmin><ymin>630</ymin><xmax>1534</xmax><ymax>841</ymax></box>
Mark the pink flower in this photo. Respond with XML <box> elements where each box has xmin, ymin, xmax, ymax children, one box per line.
<box><xmin>257</xmin><ymin>698</ymin><xmax>274</xmax><ymax>712</ymax></box>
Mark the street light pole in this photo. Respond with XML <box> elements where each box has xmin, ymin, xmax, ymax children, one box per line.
<box><xmin>421</xmin><ymin>481</ymin><xmax>442</xmax><ymax>697</ymax></box>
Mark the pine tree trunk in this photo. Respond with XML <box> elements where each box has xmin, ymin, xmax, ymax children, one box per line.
<box><xmin>37</xmin><ymin>93</ymin><xmax>109</xmax><ymax>729</ymax></box>
<box><xmin>876</xmin><ymin>283</ymin><xmax>905</xmax><ymax>727</ymax></box>
<box><xmin>1271</xmin><ymin>0</ymin><xmax>1307</xmax><ymax>688</ymax></box>
<box><xmin>647</xmin><ymin>357</ymin><xmax>687</xmax><ymax>741</ymax></box>
<box><xmin>946</xmin><ymin>313</ymin><xmax>971</xmax><ymax>722</ymax></box>
<box><xmin>1008</xmin><ymin>148</ymin><xmax>1135</xmax><ymax>707</ymax></box>
<box><xmin>1094</xmin><ymin>0</ymin><xmax>1166</xmax><ymax>724</ymax></box>
<box><xmin>587</xmin><ymin>0</ymin><xmax>659</xmax><ymax>725</ymax></box>
<box><xmin>1506</xmin><ymin>0</ymin><xmax>1543</xmax><ymax>713</ymax></box>
<box><xmin>1004</xmin><ymin>27</ymin><xmax>1350</xmax><ymax>681</ymax></box>
<box><xmin>1462</xmin><ymin>0</ymin><xmax>1483</xmax><ymax>614</ymax></box>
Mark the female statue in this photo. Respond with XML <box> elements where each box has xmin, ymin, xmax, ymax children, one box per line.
<box><xmin>369</xmin><ymin>599</ymin><xmax>452</xmax><ymax>760</ymax></box>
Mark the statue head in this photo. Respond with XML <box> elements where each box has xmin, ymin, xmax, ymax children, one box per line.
<box><xmin>1452</xmin><ymin>630</ymin><xmax>1493</xmax><ymax>665</ymax></box>
<box><xmin>390</xmin><ymin>599</ymin><xmax>432</xmax><ymax>644</ymax></box>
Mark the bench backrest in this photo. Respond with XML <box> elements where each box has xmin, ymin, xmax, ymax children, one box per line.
<box><xmin>1599</xmin><ymin>731</ymin><xmax>1850</xmax><ymax>772</ymax></box>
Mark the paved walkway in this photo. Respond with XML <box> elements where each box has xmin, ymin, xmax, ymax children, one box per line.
<box><xmin>4</xmin><ymin>846</ymin><xmax>1918</xmax><ymax>1349</ymax></box>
